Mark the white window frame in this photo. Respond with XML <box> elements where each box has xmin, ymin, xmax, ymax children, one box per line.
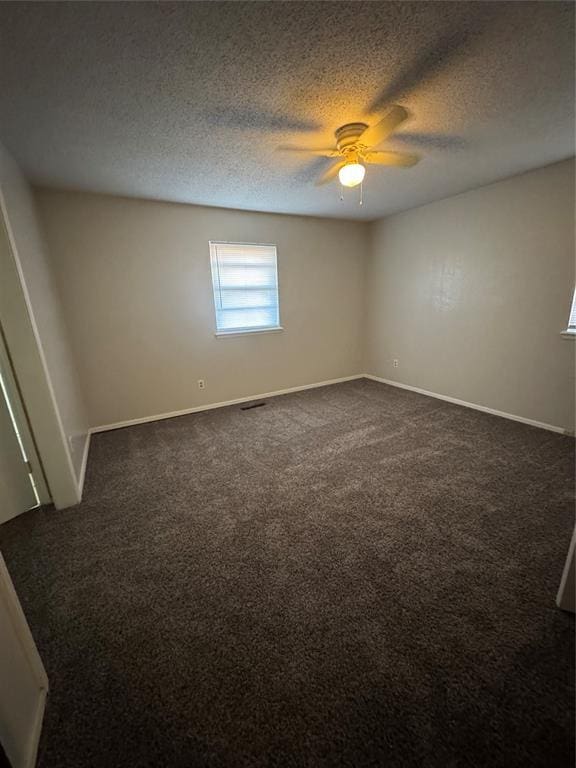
<box><xmin>209</xmin><ymin>241</ymin><xmax>282</xmax><ymax>337</ymax></box>
<box><xmin>562</xmin><ymin>287</ymin><xmax>576</xmax><ymax>339</ymax></box>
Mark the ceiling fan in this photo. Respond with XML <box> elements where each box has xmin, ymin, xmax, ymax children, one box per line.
<box><xmin>279</xmin><ymin>105</ymin><xmax>419</xmax><ymax>188</ymax></box>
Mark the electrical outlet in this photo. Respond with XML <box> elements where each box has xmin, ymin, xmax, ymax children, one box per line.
<box><xmin>393</xmin><ymin>359</ymin><xmax>399</xmax><ymax>368</ymax></box>
<box><xmin>197</xmin><ymin>379</ymin><xmax>206</xmax><ymax>390</ymax></box>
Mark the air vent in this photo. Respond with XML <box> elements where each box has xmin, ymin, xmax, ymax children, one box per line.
<box><xmin>240</xmin><ymin>402</ymin><xmax>267</xmax><ymax>411</ymax></box>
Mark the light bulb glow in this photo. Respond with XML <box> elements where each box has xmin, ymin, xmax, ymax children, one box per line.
<box><xmin>338</xmin><ymin>162</ymin><xmax>365</xmax><ymax>188</ymax></box>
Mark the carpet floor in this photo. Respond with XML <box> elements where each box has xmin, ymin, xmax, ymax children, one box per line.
<box><xmin>0</xmin><ymin>379</ymin><xmax>574</xmax><ymax>768</ymax></box>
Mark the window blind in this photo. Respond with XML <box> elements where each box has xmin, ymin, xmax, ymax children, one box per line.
<box><xmin>209</xmin><ymin>242</ymin><xmax>280</xmax><ymax>334</ymax></box>
<box><xmin>569</xmin><ymin>288</ymin><xmax>576</xmax><ymax>329</ymax></box>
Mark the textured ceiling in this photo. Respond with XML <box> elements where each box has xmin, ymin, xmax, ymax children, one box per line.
<box><xmin>0</xmin><ymin>1</ymin><xmax>574</xmax><ymax>221</ymax></box>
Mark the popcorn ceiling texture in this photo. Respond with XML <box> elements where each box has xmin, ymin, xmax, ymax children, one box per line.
<box><xmin>0</xmin><ymin>1</ymin><xmax>573</xmax><ymax>220</ymax></box>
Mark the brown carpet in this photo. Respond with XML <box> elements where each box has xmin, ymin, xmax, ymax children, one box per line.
<box><xmin>0</xmin><ymin>378</ymin><xmax>574</xmax><ymax>768</ymax></box>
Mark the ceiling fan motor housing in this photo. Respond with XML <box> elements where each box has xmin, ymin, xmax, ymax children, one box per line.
<box><xmin>335</xmin><ymin>123</ymin><xmax>368</xmax><ymax>153</ymax></box>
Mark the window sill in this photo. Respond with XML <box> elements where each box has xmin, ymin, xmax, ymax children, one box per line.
<box><xmin>561</xmin><ymin>330</ymin><xmax>576</xmax><ymax>339</ymax></box>
<box><xmin>215</xmin><ymin>326</ymin><xmax>283</xmax><ymax>338</ymax></box>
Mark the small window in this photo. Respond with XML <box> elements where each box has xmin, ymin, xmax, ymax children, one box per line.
<box><xmin>566</xmin><ymin>288</ymin><xmax>576</xmax><ymax>334</ymax></box>
<box><xmin>209</xmin><ymin>242</ymin><xmax>281</xmax><ymax>335</ymax></box>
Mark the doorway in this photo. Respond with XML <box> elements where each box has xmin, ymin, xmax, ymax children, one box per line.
<box><xmin>0</xmin><ymin>325</ymin><xmax>50</xmax><ymax>523</ymax></box>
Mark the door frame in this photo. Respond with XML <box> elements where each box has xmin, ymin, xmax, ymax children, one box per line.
<box><xmin>0</xmin><ymin>552</ymin><xmax>48</xmax><ymax>768</ymax></box>
<box><xmin>0</xmin><ymin>167</ymin><xmax>79</xmax><ymax>509</ymax></box>
<box><xmin>0</xmin><ymin>325</ymin><xmax>50</xmax><ymax>506</ymax></box>
<box><xmin>557</xmin><ymin>525</ymin><xmax>575</xmax><ymax>613</ymax></box>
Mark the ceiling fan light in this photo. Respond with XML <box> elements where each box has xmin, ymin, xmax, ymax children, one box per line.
<box><xmin>338</xmin><ymin>162</ymin><xmax>365</xmax><ymax>188</ymax></box>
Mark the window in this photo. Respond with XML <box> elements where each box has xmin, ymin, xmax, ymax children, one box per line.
<box><xmin>209</xmin><ymin>242</ymin><xmax>281</xmax><ymax>335</ymax></box>
<box><xmin>566</xmin><ymin>288</ymin><xmax>576</xmax><ymax>335</ymax></box>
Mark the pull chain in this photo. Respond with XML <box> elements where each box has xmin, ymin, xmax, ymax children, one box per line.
<box><xmin>359</xmin><ymin>181</ymin><xmax>363</xmax><ymax>206</ymax></box>
<box><xmin>340</xmin><ymin>182</ymin><xmax>344</xmax><ymax>202</ymax></box>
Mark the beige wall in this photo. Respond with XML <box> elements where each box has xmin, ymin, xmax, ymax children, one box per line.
<box><xmin>33</xmin><ymin>159</ymin><xmax>574</xmax><ymax>435</ymax></box>
<box><xmin>0</xmin><ymin>142</ymin><xmax>87</xmax><ymax>506</ymax></box>
<box><xmin>365</xmin><ymin>159</ymin><xmax>575</xmax><ymax>432</ymax></box>
<box><xmin>35</xmin><ymin>190</ymin><xmax>367</xmax><ymax>428</ymax></box>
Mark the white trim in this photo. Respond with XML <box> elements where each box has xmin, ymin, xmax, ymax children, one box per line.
<box><xmin>556</xmin><ymin>528</ymin><xmax>576</xmax><ymax>613</ymax></box>
<box><xmin>0</xmin><ymin>553</ymin><xmax>48</xmax><ymax>768</ymax></box>
<box><xmin>0</xmin><ymin>554</ymin><xmax>48</xmax><ymax>689</ymax></box>
<box><xmin>24</xmin><ymin>688</ymin><xmax>47</xmax><ymax>768</ymax></box>
<box><xmin>561</xmin><ymin>329</ymin><xmax>576</xmax><ymax>339</ymax></box>
<box><xmin>77</xmin><ymin>432</ymin><xmax>91</xmax><ymax>497</ymax></box>
<box><xmin>364</xmin><ymin>375</ymin><xmax>569</xmax><ymax>434</ymax></box>
<box><xmin>215</xmin><ymin>326</ymin><xmax>283</xmax><ymax>338</ymax></box>
<box><xmin>90</xmin><ymin>375</ymin><xmax>364</xmax><ymax>433</ymax></box>
<box><xmin>0</xmin><ymin>186</ymin><xmax>80</xmax><ymax>507</ymax></box>
<box><xmin>89</xmin><ymin>373</ymin><xmax>571</xmax><ymax>437</ymax></box>
<box><xmin>556</xmin><ymin>525</ymin><xmax>576</xmax><ymax>613</ymax></box>
<box><xmin>209</xmin><ymin>240</ymin><xmax>278</xmax><ymax>248</ymax></box>
<box><xmin>0</xmin><ymin>332</ymin><xmax>48</xmax><ymax>507</ymax></box>
<box><xmin>209</xmin><ymin>240</ymin><xmax>281</xmax><ymax>338</ymax></box>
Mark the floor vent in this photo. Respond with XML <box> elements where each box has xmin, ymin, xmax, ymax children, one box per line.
<box><xmin>240</xmin><ymin>402</ymin><xmax>267</xmax><ymax>411</ymax></box>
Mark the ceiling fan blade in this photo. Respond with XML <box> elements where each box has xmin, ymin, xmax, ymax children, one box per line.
<box><xmin>315</xmin><ymin>160</ymin><xmax>346</xmax><ymax>186</ymax></box>
<box><xmin>359</xmin><ymin>105</ymin><xmax>409</xmax><ymax>148</ymax></box>
<box><xmin>364</xmin><ymin>150</ymin><xmax>420</xmax><ymax>167</ymax></box>
<box><xmin>277</xmin><ymin>145</ymin><xmax>339</xmax><ymax>157</ymax></box>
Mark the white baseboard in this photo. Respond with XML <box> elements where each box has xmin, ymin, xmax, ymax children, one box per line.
<box><xmin>90</xmin><ymin>374</ymin><xmax>364</xmax><ymax>434</ymax></box>
<box><xmin>365</xmin><ymin>374</ymin><xmax>568</xmax><ymax>434</ymax></box>
<box><xmin>77</xmin><ymin>432</ymin><xmax>91</xmax><ymax>497</ymax></box>
<box><xmin>88</xmin><ymin>373</ymin><xmax>569</xmax><ymax>437</ymax></box>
